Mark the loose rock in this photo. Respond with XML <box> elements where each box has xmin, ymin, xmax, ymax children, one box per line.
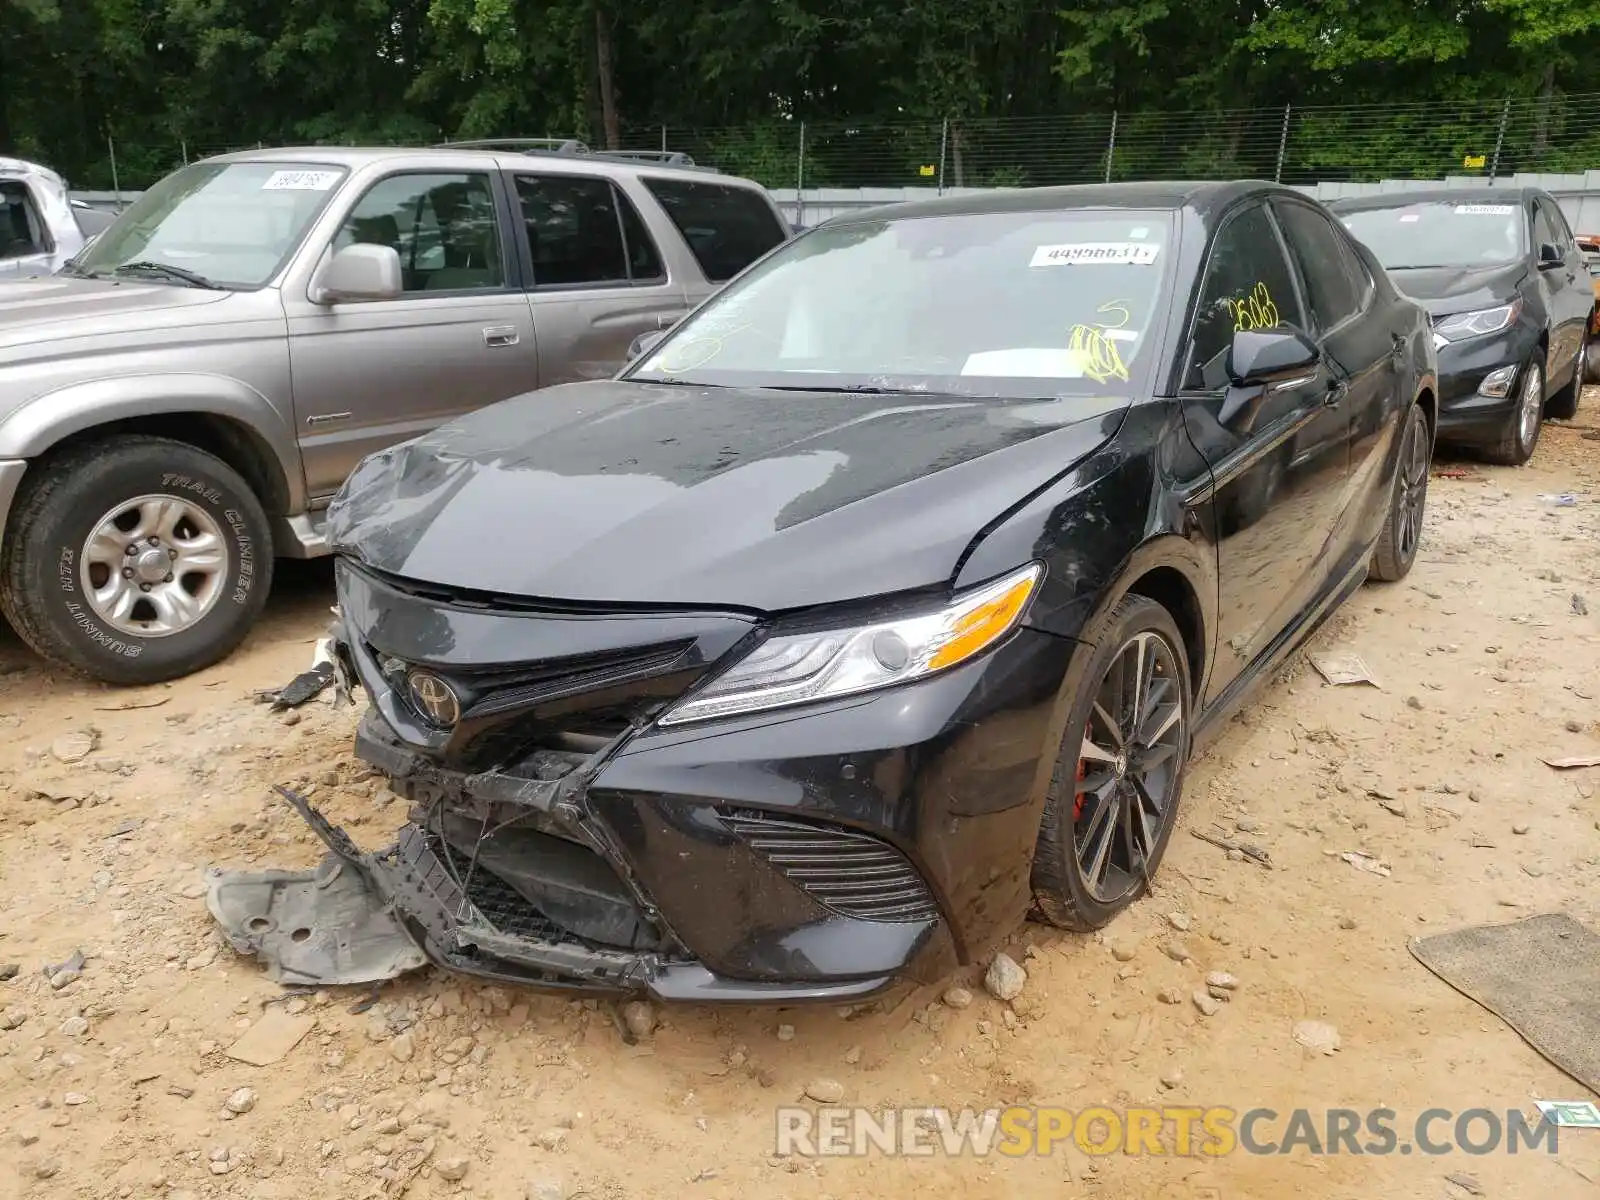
<box><xmin>1192</xmin><ymin>990</ymin><xmax>1222</xmax><ymax>1017</ymax></box>
<box><xmin>1167</xmin><ymin>912</ymin><xmax>1192</xmax><ymax>932</ymax></box>
<box><xmin>804</xmin><ymin>1077</ymin><xmax>845</xmax><ymax>1104</ymax></box>
<box><xmin>0</xmin><ymin>964</ymin><xmax>19</xmax><ymax>981</ymax></box>
<box><xmin>527</xmin><ymin>1180</ymin><xmax>565</xmax><ymax>1200</ymax></box>
<box><xmin>390</xmin><ymin>1033</ymin><xmax>415</xmax><ymax>1063</ymax></box>
<box><xmin>59</xmin><ymin>1016</ymin><xmax>89</xmax><ymax>1037</ymax></box>
<box><xmin>622</xmin><ymin>1000</ymin><xmax>658</xmax><ymax>1040</ymax></box>
<box><xmin>1512</xmin><ymin>822</ymin><xmax>1530</xmax><ymax>835</ymax></box>
<box><xmin>941</xmin><ymin>986</ymin><xmax>973</xmax><ymax>1010</ymax></box>
<box><xmin>224</xmin><ymin>1088</ymin><xmax>256</xmax><ymax>1115</ymax></box>
<box><xmin>983</xmin><ymin>953</ymin><xmax>1027</xmax><ymax>1002</ymax></box>
<box><xmin>1205</xmin><ymin>971</ymin><xmax>1238</xmax><ymax>992</ymax></box>
<box><xmin>775</xmin><ymin>1023</ymin><xmax>795</xmax><ymax>1042</ymax></box>
<box><xmin>1162</xmin><ymin>941</ymin><xmax>1191</xmax><ymax>963</ymax></box>
<box><xmin>1157</xmin><ymin>987</ymin><xmax>1184</xmax><ymax>1005</ymax></box>
<box><xmin>1159</xmin><ymin>1066</ymin><xmax>1183</xmax><ymax>1090</ymax></box>
<box><xmin>435</xmin><ymin>1156</ymin><xmax>470</xmax><ymax>1182</ymax></box>
<box><xmin>52</xmin><ymin>729</ymin><xmax>99</xmax><ymax>764</ymax></box>
<box><xmin>1110</xmin><ymin>943</ymin><xmax>1137</xmax><ymax>963</ymax></box>
<box><xmin>2</xmin><ymin>1006</ymin><xmax>30</xmax><ymax>1030</ymax></box>
<box><xmin>1292</xmin><ymin>1020</ymin><xmax>1341</xmax><ymax>1055</ymax></box>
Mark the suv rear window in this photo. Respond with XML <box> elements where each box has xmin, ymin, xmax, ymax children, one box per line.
<box><xmin>642</xmin><ymin>178</ymin><xmax>786</xmax><ymax>282</ymax></box>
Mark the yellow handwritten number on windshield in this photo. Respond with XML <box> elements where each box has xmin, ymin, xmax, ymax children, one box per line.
<box><xmin>1068</xmin><ymin>300</ymin><xmax>1133</xmax><ymax>384</ymax></box>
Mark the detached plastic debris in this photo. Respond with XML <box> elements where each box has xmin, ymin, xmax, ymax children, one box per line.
<box><xmin>254</xmin><ymin>618</ymin><xmax>354</xmax><ymax>710</ymax></box>
<box><xmin>1538</xmin><ymin>492</ymin><xmax>1582</xmax><ymax>507</ymax></box>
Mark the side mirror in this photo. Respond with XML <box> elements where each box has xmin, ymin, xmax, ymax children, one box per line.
<box><xmin>313</xmin><ymin>244</ymin><xmax>402</xmax><ymax>303</ymax></box>
<box><xmin>1226</xmin><ymin>327</ymin><xmax>1320</xmax><ymax>387</ymax></box>
<box><xmin>1538</xmin><ymin>242</ymin><xmax>1564</xmax><ymax>269</ymax></box>
<box><xmin>628</xmin><ymin>329</ymin><xmax>667</xmax><ymax>361</ymax></box>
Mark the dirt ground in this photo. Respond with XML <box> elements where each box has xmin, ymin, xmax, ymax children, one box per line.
<box><xmin>3</xmin><ymin>399</ymin><xmax>1600</xmax><ymax>1200</ymax></box>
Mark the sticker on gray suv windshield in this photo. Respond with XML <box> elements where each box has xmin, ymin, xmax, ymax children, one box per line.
<box><xmin>262</xmin><ymin>170</ymin><xmax>342</xmax><ymax>192</ymax></box>
<box><xmin>1454</xmin><ymin>204</ymin><xmax>1515</xmax><ymax>216</ymax></box>
<box><xmin>1031</xmin><ymin>243</ymin><xmax>1159</xmax><ymax>267</ymax></box>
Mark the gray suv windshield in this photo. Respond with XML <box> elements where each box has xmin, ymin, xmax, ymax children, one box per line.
<box><xmin>71</xmin><ymin>161</ymin><xmax>349</xmax><ymax>289</ymax></box>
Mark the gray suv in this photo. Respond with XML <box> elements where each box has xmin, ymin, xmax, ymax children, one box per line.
<box><xmin>0</xmin><ymin>142</ymin><xmax>790</xmax><ymax>684</ymax></box>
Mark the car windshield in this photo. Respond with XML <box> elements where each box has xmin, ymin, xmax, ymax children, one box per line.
<box><xmin>69</xmin><ymin>160</ymin><xmax>349</xmax><ymax>289</ymax></box>
<box><xmin>627</xmin><ymin>209</ymin><xmax>1175</xmax><ymax>398</ymax></box>
<box><xmin>1336</xmin><ymin>201</ymin><xmax>1526</xmax><ymax>270</ymax></box>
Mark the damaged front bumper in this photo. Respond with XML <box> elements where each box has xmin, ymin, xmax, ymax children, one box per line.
<box><xmin>211</xmin><ymin>561</ymin><xmax>1074</xmax><ymax>1002</ymax></box>
<box><xmin>210</xmin><ymin>785</ymin><xmax>899</xmax><ymax>1002</ymax></box>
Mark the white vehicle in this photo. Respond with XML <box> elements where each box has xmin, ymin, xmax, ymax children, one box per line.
<box><xmin>0</xmin><ymin>157</ymin><xmax>108</xmax><ymax>277</ymax></box>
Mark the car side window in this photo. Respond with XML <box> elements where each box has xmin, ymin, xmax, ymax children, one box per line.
<box><xmin>0</xmin><ymin>181</ymin><xmax>51</xmax><ymax>260</ymax></box>
<box><xmin>641</xmin><ymin>178</ymin><xmax>787</xmax><ymax>282</ymax></box>
<box><xmin>1186</xmin><ymin>205</ymin><xmax>1307</xmax><ymax>391</ymax></box>
<box><xmin>1531</xmin><ymin>201</ymin><xmax>1559</xmax><ymax>256</ymax></box>
<box><xmin>1274</xmin><ymin>202</ymin><xmax>1367</xmax><ymax>333</ymax></box>
<box><xmin>516</xmin><ymin>174</ymin><xmax>663</xmax><ymax>287</ymax></box>
<box><xmin>336</xmin><ymin>173</ymin><xmax>504</xmax><ymax>293</ymax></box>
<box><xmin>1538</xmin><ymin>197</ymin><xmax>1573</xmax><ymax>250</ymax></box>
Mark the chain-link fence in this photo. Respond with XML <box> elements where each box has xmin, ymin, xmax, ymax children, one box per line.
<box><xmin>80</xmin><ymin>92</ymin><xmax>1600</xmax><ymax>195</ymax></box>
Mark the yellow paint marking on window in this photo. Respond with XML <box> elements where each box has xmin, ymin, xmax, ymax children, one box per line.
<box><xmin>1067</xmin><ymin>300</ymin><xmax>1134</xmax><ymax>383</ymax></box>
<box><xmin>1230</xmin><ymin>282</ymin><xmax>1280</xmax><ymax>332</ymax></box>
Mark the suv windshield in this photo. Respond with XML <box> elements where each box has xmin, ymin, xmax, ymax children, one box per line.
<box><xmin>70</xmin><ymin>160</ymin><xmax>349</xmax><ymax>289</ymax></box>
<box><xmin>627</xmin><ymin>209</ymin><xmax>1174</xmax><ymax>398</ymax></box>
<box><xmin>1337</xmin><ymin>201</ymin><xmax>1526</xmax><ymax>270</ymax></box>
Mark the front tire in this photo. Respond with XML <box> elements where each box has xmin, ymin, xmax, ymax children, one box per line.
<box><xmin>0</xmin><ymin>437</ymin><xmax>274</xmax><ymax>685</ymax></box>
<box><xmin>1484</xmin><ymin>351</ymin><xmax>1545</xmax><ymax>466</ymax></box>
<box><xmin>1031</xmin><ymin>595</ymin><xmax>1192</xmax><ymax>932</ymax></box>
<box><xmin>1369</xmin><ymin>402</ymin><xmax>1430</xmax><ymax>583</ymax></box>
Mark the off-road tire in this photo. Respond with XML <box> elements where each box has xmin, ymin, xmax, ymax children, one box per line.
<box><xmin>1031</xmin><ymin>594</ymin><xmax>1192</xmax><ymax>932</ymax></box>
<box><xmin>0</xmin><ymin>436</ymin><xmax>273</xmax><ymax>685</ymax></box>
<box><xmin>1369</xmin><ymin>402</ymin><xmax>1430</xmax><ymax>583</ymax></box>
<box><xmin>1483</xmin><ymin>351</ymin><xmax>1545</xmax><ymax>467</ymax></box>
<box><xmin>1546</xmin><ymin>322</ymin><xmax>1588</xmax><ymax>420</ymax></box>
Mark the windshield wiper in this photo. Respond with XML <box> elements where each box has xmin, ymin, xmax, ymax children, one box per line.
<box><xmin>111</xmin><ymin>261</ymin><xmax>222</xmax><ymax>289</ymax></box>
<box><xmin>763</xmin><ymin>384</ymin><xmax>931</xmax><ymax>395</ymax></box>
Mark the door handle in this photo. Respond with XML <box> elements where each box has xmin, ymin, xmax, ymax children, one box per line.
<box><xmin>483</xmin><ymin>325</ymin><xmax>520</xmax><ymax>348</ymax></box>
<box><xmin>1323</xmin><ymin>381</ymin><xmax>1347</xmax><ymax>407</ymax></box>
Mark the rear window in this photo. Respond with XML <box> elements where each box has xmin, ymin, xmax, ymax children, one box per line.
<box><xmin>642</xmin><ymin>177</ymin><xmax>786</xmax><ymax>282</ymax></box>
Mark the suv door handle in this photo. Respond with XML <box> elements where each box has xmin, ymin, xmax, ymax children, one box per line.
<box><xmin>483</xmin><ymin>326</ymin><xmax>520</xmax><ymax>348</ymax></box>
<box><xmin>1324</xmin><ymin>380</ymin><xmax>1348</xmax><ymax>407</ymax></box>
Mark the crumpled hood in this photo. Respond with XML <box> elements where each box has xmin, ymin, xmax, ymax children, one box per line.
<box><xmin>1386</xmin><ymin>263</ymin><xmax>1524</xmax><ymax>318</ymax></box>
<box><xmin>329</xmin><ymin>379</ymin><xmax>1128</xmax><ymax>612</ymax></box>
<box><xmin>0</xmin><ymin>275</ymin><xmax>232</xmax><ymax>355</ymax></box>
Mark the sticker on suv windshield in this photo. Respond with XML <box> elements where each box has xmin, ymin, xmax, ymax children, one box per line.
<box><xmin>1031</xmin><ymin>243</ymin><xmax>1159</xmax><ymax>267</ymax></box>
<box><xmin>1454</xmin><ymin>204</ymin><xmax>1515</xmax><ymax>215</ymax></box>
<box><xmin>262</xmin><ymin>170</ymin><xmax>342</xmax><ymax>192</ymax></box>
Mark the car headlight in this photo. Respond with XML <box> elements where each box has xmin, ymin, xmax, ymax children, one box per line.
<box><xmin>1433</xmin><ymin>300</ymin><xmax>1521</xmax><ymax>343</ymax></box>
<box><xmin>658</xmin><ymin>563</ymin><xmax>1044</xmax><ymax>726</ymax></box>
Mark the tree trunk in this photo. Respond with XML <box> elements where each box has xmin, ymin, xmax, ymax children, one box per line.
<box><xmin>594</xmin><ymin>3</ymin><xmax>619</xmax><ymax>150</ymax></box>
<box><xmin>1531</xmin><ymin>61</ymin><xmax>1556</xmax><ymax>161</ymax></box>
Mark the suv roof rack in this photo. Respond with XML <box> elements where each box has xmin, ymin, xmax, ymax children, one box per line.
<box><xmin>434</xmin><ymin>137</ymin><xmax>718</xmax><ymax>173</ymax></box>
<box><xmin>437</xmin><ymin>137</ymin><xmax>593</xmax><ymax>154</ymax></box>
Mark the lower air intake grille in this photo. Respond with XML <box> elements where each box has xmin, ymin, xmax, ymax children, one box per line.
<box><xmin>721</xmin><ymin>809</ymin><xmax>940</xmax><ymax>923</ymax></box>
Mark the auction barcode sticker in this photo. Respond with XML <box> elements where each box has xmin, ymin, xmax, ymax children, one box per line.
<box><xmin>1454</xmin><ymin>203</ymin><xmax>1515</xmax><ymax>216</ymax></box>
<box><xmin>262</xmin><ymin>170</ymin><xmax>342</xmax><ymax>192</ymax></box>
<box><xmin>1031</xmin><ymin>242</ymin><xmax>1159</xmax><ymax>267</ymax></box>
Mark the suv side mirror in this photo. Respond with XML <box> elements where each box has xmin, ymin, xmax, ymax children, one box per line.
<box><xmin>1226</xmin><ymin>327</ymin><xmax>1320</xmax><ymax>386</ymax></box>
<box><xmin>628</xmin><ymin>329</ymin><xmax>667</xmax><ymax>360</ymax></box>
<box><xmin>1538</xmin><ymin>242</ymin><xmax>1565</xmax><ymax>269</ymax></box>
<box><xmin>314</xmin><ymin>244</ymin><xmax>402</xmax><ymax>303</ymax></box>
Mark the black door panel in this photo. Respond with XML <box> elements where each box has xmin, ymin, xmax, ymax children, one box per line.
<box><xmin>1178</xmin><ymin>202</ymin><xmax>1351</xmax><ymax>705</ymax></box>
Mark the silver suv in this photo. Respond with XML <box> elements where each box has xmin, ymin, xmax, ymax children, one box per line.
<box><xmin>0</xmin><ymin>141</ymin><xmax>790</xmax><ymax>684</ymax></box>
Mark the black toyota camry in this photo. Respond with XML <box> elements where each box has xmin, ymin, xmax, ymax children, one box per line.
<box><xmin>1329</xmin><ymin>188</ymin><xmax>1594</xmax><ymax>465</ymax></box>
<box><xmin>210</xmin><ymin>181</ymin><xmax>1437</xmax><ymax>1003</ymax></box>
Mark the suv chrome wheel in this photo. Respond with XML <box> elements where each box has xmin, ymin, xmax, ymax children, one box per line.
<box><xmin>82</xmin><ymin>494</ymin><xmax>228</xmax><ymax>637</ymax></box>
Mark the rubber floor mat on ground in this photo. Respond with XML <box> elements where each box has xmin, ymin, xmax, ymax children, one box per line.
<box><xmin>1410</xmin><ymin>912</ymin><xmax>1600</xmax><ymax>1095</ymax></box>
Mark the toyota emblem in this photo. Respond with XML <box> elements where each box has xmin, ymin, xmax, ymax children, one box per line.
<box><xmin>407</xmin><ymin>670</ymin><xmax>461</xmax><ymax>728</ymax></box>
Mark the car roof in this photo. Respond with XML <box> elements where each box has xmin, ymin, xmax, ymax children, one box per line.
<box><xmin>827</xmin><ymin>179</ymin><xmax>1304</xmax><ymax>227</ymax></box>
<box><xmin>1326</xmin><ymin>187</ymin><xmax>1544</xmax><ymax>212</ymax></box>
<box><xmin>199</xmin><ymin>145</ymin><xmax>750</xmax><ymax>187</ymax></box>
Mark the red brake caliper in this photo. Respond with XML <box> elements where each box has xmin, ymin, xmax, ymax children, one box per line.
<box><xmin>1073</xmin><ymin>720</ymin><xmax>1091</xmax><ymax>820</ymax></box>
